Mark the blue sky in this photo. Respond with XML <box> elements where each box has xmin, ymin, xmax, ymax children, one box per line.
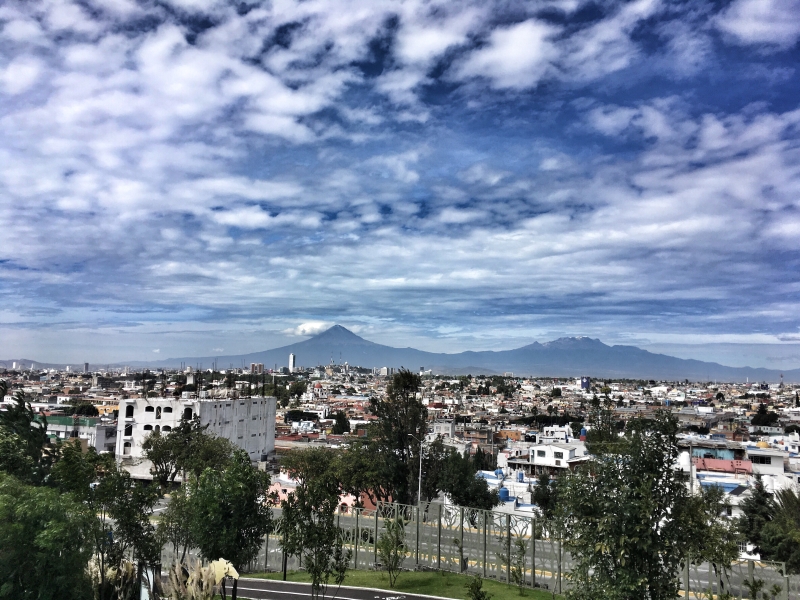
<box><xmin>1</xmin><ymin>0</ymin><xmax>800</xmax><ymax>367</ymax></box>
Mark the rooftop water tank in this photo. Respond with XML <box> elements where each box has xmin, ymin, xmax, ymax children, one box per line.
<box><xmin>517</xmin><ymin>471</ymin><xmax>524</xmax><ymax>482</ymax></box>
<box><xmin>499</xmin><ymin>487</ymin><xmax>510</xmax><ymax>502</ymax></box>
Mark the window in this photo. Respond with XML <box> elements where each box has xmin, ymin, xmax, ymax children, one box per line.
<box><xmin>124</xmin><ymin>424</ymin><xmax>132</xmax><ymax>437</ymax></box>
<box><xmin>555</xmin><ymin>460</ymin><xmax>561</xmax><ymax>466</ymax></box>
<box><xmin>537</xmin><ymin>450</ymin><xmax>545</xmax><ymax>457</ymax></box>
<box><xmin>156</xmin><ymin>406</ymin><xmax>162</xmax><ymax>419</ymax></box>
<box><xmin>162</xmin><ymin>426</ymin><xmax>171</xmax><ymax>432</ymax></box>
<box><xmin>163</xmin><ymin>407</ymin><xmax>172</xmax><ymax>413</ymax></box>
<box><xmin>554</xmin><ymin>451</ymin><xmax>564</xmax><ymax>459</ymax></box>
<box><xmin>145</xmin><ymin>406</ymin><xmax>155</xmax><ymax>413</ymax></box>
<box><xmin>143</xmin><ymin>425</ymin><xmax>153</xmax><ymax>431</ymax></box>
<box><xmin>154</xmin><ymin>425</ymin><xmax>160</xmax><ymax>433</ymax></box>
<box><xmin>123</xmin><ymin>442</ymin><xmax>131</xmax><ymax>455</ymax></box>
<box><xmin>183</xmin><ymin>407</ymin><xmax>193</xmax><ymax>420</ymax></box>
<box><xmin>751</xmin><ymin>456</ymin><xmax>771</xmax><ymax>465</ymax></box>
<box><xmin>125</xmin><ymin>405</ymin><xmax>134</xmax><ymax>418</ymax></box>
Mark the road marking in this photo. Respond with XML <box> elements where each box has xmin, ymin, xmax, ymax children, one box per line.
<box><xmin>235</xmin><ymin>587</ymin><xmax>376</xmax><ymax>600</ymax></box>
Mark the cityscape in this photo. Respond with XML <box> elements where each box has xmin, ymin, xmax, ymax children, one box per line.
<box><xmin>2</xmin><ymin>0</ymin><xmax>800</xmax><ymax>599</ymax></box>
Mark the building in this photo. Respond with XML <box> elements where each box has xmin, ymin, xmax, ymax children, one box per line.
<box><xmin>116</xmin><ymin>396</ymin><xmax>277</xmax><ymax>465</ymax></box>
<box><xmin>289</xmin><ymin>354</ymin><xmax>295</xmax><ymax>373</ymax></box>
<box><xmin>84</xmin><ymin>362</ymin><xmax>89</xmax><ymax>374</ymax></box>
<box><xmin>42</xmin><ymin>415</ymin><xmax>117</xmax><ymax>454</ymax></box>
<box><xmin>251</xmin><ymin>363</ymin><xmax>264</xmax><ymax>375</ymax></box>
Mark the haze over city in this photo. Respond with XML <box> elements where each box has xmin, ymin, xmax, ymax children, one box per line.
<box><xmin>1</xmin><ymin>0</ymin><xmax>800</xmax><ymax>368</ymax></box>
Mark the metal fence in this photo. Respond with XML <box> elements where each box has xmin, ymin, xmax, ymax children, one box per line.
<box><xmin>160</xmin><ymin>501</ymin><xmax>799</xmax><ymax>599</ymax></box>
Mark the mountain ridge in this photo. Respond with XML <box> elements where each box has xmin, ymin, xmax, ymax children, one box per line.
<box><xmin>5</xmin><ymin>326</ymin><xmax>798</xmax><ymax>382</ymax></box>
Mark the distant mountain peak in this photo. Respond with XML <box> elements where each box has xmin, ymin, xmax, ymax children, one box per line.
<box><xmin>542</xmin><ymin>336</ymin><xmax>607</xmax><ymax>349</ymax></box>
<box><xmin>309</xmin><ymin>325</ymin><xmax>366</xmax><ymax>342</ymax></box>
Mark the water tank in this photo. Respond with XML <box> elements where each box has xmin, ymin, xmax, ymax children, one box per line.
<box><xmin>517</xmin><ymin>471</ymin><xmax>524</xmax><ymax>482</ymax></box>
<box><xmin>499</xmin><ymin>487</ymin><xmax>510</xmax><ymax>502</ymax></box>
<box><xmin>580</xmin><ymin>428</ymin><xmax>587</xmax><ymax>437</ymax></box>
<box><xmin>495</xmin><ymin>468</ymin><xmax>503</xmax><ymax>477</ymax></box>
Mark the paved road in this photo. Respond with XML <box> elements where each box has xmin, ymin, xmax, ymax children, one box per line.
<box><xmin>232</xmin><ymin>578</ymin><xmax>447</xmax><ymax>600</ymax></box>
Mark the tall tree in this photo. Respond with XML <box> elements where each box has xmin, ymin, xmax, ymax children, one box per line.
<box><xmin>0</xmin><ymin>473</ymin><xmax>95</xmax><ymax>600</ymax></box>
<box><xmin>368</xmin><ymin>369</ymin><xmax>427</xmax><ymax>504</ymax></box>
<box><xmin>281</xmin><ymin>448</ymin><xmax>350</xmax><ymax>600</ymax></box>
<box><xmin>188</xmin><ymin>449</ymin><xmax>272</xmax><ymax>600</ymax></box>
<box><xmin>0</xmin><ymin>391</ymin><xmax>53</xmax><ymax>483</ymax></box>
<box><xmin>438</xmin><ymin>449</ymin><xmax>499</xmax><ymax>511</ymax></box>
<box><xmin>761</xmin><ymin>487</ymin><xmax>800</xmax><ymax>573</ymax></box>
<box><xmin>737</xmin><ymin>474</ymin><xmax>776</xmax><ymax>558</ymax></box>
<box><xmin>560</xmin><ymin>411</ymin><xmax>714</xmax><ymax>600</ymax></box>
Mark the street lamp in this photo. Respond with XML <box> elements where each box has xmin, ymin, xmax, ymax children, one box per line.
<box><xmin>408</xmin><ymin>433</ymin><xmax>423</xmax><ymax>506</ymax></box>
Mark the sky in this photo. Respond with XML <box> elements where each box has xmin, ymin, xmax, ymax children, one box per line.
<box><xmin>1</xmin><ymin>0</ymin><xmax>800</xmax><ymax>367</ymax></box>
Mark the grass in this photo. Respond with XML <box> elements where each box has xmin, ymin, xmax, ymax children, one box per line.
<box><xmin>249</xmin><ymin>569</ymin><xmax>563</xmax><ymax>599</ymax></box>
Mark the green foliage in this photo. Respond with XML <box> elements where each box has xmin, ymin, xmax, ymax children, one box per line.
<box><xmin>332</xmin><ymin>410</ymin><xmax>351</xmax><ymax>434</ymax></box>
<box><xmin>0</xmin><ymin>429</ymin><xmax>36</xmax><ymax>483</ymax></box>
<box><xmin>0</xmin><ymin>472</ymin><xmax>94</xmax><ymax>600</ymax></box>
<box><xmin>560</xmin><ymin>411</ymin><xmax>728</xmax><ymax>600</ymax></box>
<box><xmin>737</xmin><ymin>475</ymin><xmax>776</xmax><ymax>558</ymax></box>
<box><xmin>280</xmin><ymin>448</ymin><xmax>351</xmax><ymax>600</ymax></box>
<box><xmin>288</xmin><ymin>380</ymin><xmax>308</xmax><ymax>398</ymax></box>
<box><xmin>188</xmin><ymin>449</ymin><xmax>273</xmax><ymax>573</ymax></box>
<box><xmin>439</xmin><ymin>449</ymin><xmax>499</xmax><ymax>511</ymax></box>
<box><xmin>158</xmin><ymin>486</ymin><xmax>195</xmax><ymax>564</ymax></box>
<box><xmin>532</xmin><ymin>474</ymin><xmax>559</xmax><ymax>521</ymax></box>
<box><xmin>63</xmin><ymin>401</ymin><xmax>100</xmax><ymax>416</ymax></box>
<box><xmin>584</xmin><ymin>409</ymin><xmax>624</xmax><ymax>456</ymax></box>
<box><xmin>760</xmin><ymin>487</ymin><xmax>800</xmax><ymax>573</ymax></box>
<box><xmin>751</xmin><ymin>404</ymin><xmax>779</xmax><ymax>427</ymax></box>
<box><xmin>510</xmin><ymin>536</ymin><xmax>528</xmax><ymax>593</ymax></box>
<box><xmin>377</xmin><ymin>517</ymin><xmax>407</xmax><ymax>588</ymax></box>
<box><xmin>466</xmin><ymin>574</ymin><xmax>493</xmax><ymax>600</ymax></box>
<box><xmin>368</xmin><ymin>369</ymin><xmax>427</xmax><ymax>505</ymax></box>
<box><xmin>142</xmin><ymin>416</ymin><xmax>235</xmax><ymax>488</ymax></box>
<box><xmin>284</xmin><ymin>409</ymin><xmax>319</xmax><ymax>424</ymax></box>
<box><xmin>551</xmin><ymin>387</ymin><xmax>562</xmax><ymax>398</ymax></box>
<box><xmin>0</xmin><ymin>391</ymin><xmax>53</xmax><ymax>484</ymax></box>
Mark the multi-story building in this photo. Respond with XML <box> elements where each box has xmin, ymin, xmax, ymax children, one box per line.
<box><xmin>116</xmin><ymin>396</ymin><xmax>277</xmax><ymax>464</ymax></box>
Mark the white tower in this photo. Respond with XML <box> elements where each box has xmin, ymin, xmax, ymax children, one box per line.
<box><xmin>289</xmin><ymin>353</ymin><xmax>296</xmax><ymax>373</ymax></box>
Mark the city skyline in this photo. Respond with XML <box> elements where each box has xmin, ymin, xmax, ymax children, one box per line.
<box><xmin>1</xmin><ymin>0</ymin><xmax>800</xmax><ymax>366</ymax></box>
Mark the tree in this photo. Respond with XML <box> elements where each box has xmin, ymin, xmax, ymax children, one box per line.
<box><xmin>559</xmin><ymin>411</ymin><xmax>703</xmax><ymax>600</ymax></box>
<box><xmin>158</xmin><ymin>485</ymin><xmax>194</xmax><ymax>564</ymax></box>
<box><xmin>751</xmin><ymin>404</ymin><xmax>779</xmax><ymax>428</ymax></box>
<box><xmin>331</xmin><ymin>411</ymin><xmax>351</xmax><ymax>435</ymax></box>
<box><xmin>585</xmin><ymin>408</ymin><xmax>624</xmax><ymax>456</ymax></box>
<box><xmin>0</xmin><ymin>472</ymin><xmax>94</xmax><ymax>600</ymax></box>
<box><xmin>377</xmin><ymin>517</ymin><xmax>407</xmax><ymax>588</ymax></box>
<box><xmin>438</xmin><ymin>450</ymin><xmax>499</xmax><ymax>511</ymax></box>
<box><xmin>281</xmin><ymin>448</ymin><xmax>350</xmax><ymax>600</ymax></box>
<box><xmin>50</xmin><ymin>441</ymin><xmax>161</xmax><ymax>600</ymax></box>
<box><xmin>532</xmin><ymin>473</ymin><xmax>559</xmax><ymax>521</ymax></box>
<box><xmin>551</xmin><ymin>387</ymin><xmax>562</xmax><ymax>398</ymax></box>
<box><xmin>0</xmin><ymin>428</ymin><xmax>36</xmax><ymax>484</ymax></box>
<box><xmin>466</xmin><ymin>574</ymin><xmax>492</xmax><ymax>600</ymax></box>
<box><xmin>760</xmin><ymin>487</ymin><xmax>800</xmax><ymax>573</ymax></box>
<box><xmin>0</xmin><ymin>391</ymin><xmax>52</xmax><ymax>484</ymax></box>
<box><xmin>188</xmin><ymin>449</ymin><xmax>273</xmax><ymax>600</ymax></box>
<box><xmin>368</xmin><ymin>369</ymin><xmax>427</xmax><ymax>504</ymax></box>
<box><xmin>737</xmin><ymin>474</ymin><xmax>776</xmax><ymax>558</ymax></box>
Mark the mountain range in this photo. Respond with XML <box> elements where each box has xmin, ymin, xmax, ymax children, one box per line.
<box><xmin>5</xmin><ymin>325</ymin><xmax>797</xmax><ymax>382</ymax></box>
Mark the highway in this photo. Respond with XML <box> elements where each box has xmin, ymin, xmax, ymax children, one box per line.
<box><xmin>221</xmin><ymin>578</ymin><xmax>448</xmax><ymax>600</ymax></box>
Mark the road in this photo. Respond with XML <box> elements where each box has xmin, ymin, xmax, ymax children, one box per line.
<box><xmin>230</xmin><ymin>578</ymin><xmax>447</xmax><ymax>600</ymax></box>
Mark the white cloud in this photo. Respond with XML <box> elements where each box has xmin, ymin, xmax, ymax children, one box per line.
<box><xmin>717</xmin><ymin>0</ymin><xmax>800</xmax><ymax>49</ymax></box>
<box><xmin>283</xmin><ymin>321</ymin><xmax>333</xmax><ymax>336</ymax></box>
<box><xmin>455</xmin><ymin>19</ymin><xmax>560</xmax><ymax>89</ymax></box>
<box><xmin>0</xmin><ymin>56</ymin><xmax>43</xmax><ymax>94</ymax></box>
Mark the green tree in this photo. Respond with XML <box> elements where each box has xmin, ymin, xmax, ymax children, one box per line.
<box><xmin>280</xmin><ymin>448</ymin><xmax>350</xmax><ymax>600</ymax></box>
<box><xmin>158</xmin><ymin>485</ymin><xmax>194</xmax><ymax>564</ymax></box>
<box><xmin>0</xmin><ymin>428</ymin><xmax>36</xmax><ymax>483</ymax></box>
<box><xmin>331</xmin><ymin>410</ymin><xmax>351</xmax><ymax>434</ymax></box>
<box><xmin>50</xmin><ymin>441</ymin><xmax>160</xmax><ymax>599</ymax></box>
<box><xmin>466</xmin><ymin>574</ymin><xmax>492</xmax><ymax>600</ymax></box>
<box><xmin>188</xmin><ymin>449</ymin><xmax>273</xmax><ymax>600</ymax></box>
<box><xmin>585</xmin><ymin>408</ymin><xmax>624</xmax><ymax>456</ymax></box>
<box><xmin>377</xmin><ymin>517</ymin><xmax>407</xmax><ymax>588</ymax></box>
<box><xmin>737</xmin><ymin>474</ymin><xmax>776</xmax><ymax>558</ymax></box>
<box><xmin>438</xmin><ymin>450</ymin><xmax>499</xmax><ymax>511</ymax></box>
<box><xmin>760</xmin><ymin>487</ymin><xmax>800</xmax><ymax>573</ymax></box>
<box><xmin>532</xmin><ymin>473</ymin><xmax>559</xmax><ymax>521</ymax></box>
<box><xmin>0</xmin><ymin>473</ymin><xmax>94</xmax><ymax>600</ymax></box>
<box><xmin>560</xmin><ymin>412</ymin><xmax>698</xmax><ymax>600</ymax></box>
<box><xmin>0</xmin><ymin>391</ymin><xmax>52</xmax><ymax>483</ymax></box>
<box><xmin>368</xmin><ymin>369</ymin><xmax>427</xmax><ymax>504</ymax></box>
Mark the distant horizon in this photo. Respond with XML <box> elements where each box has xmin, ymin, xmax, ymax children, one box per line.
<box><xmin>1</xmin><ymin>1</ymin><xmax>799</xmax><ymax>370</ymax></box>
<box><xmin>5</xmin><ymin>325</ymin><xmax>800</xmax><ymax>374</ymax></box>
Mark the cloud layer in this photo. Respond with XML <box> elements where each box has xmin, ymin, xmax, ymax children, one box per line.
<box><xmin>1</xmin><ymin>0</ymin><xmax>799</xmax><ymax>364</ymax></box>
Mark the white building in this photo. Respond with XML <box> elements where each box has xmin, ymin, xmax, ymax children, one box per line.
<box><xmin>289</xmin><ymin>354</ymin><xmax>296</xmax><ymax>373</ymax></box>
<box><xmin>116</xmin><ymin>396</ymin><xmax>277</xmax><ymax>464</ymax></box>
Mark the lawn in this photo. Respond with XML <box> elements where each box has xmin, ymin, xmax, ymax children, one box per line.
<box><xmin>250</xmin><ymin>569</ymin><xmax>562</xmax><ymax>599</ymax></box>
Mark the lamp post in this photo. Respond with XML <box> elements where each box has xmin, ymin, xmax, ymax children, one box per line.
<box><xmin>408</xmin><ymin>433</ymin><xmax>423</xmax><ymax>506</ymax></box>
